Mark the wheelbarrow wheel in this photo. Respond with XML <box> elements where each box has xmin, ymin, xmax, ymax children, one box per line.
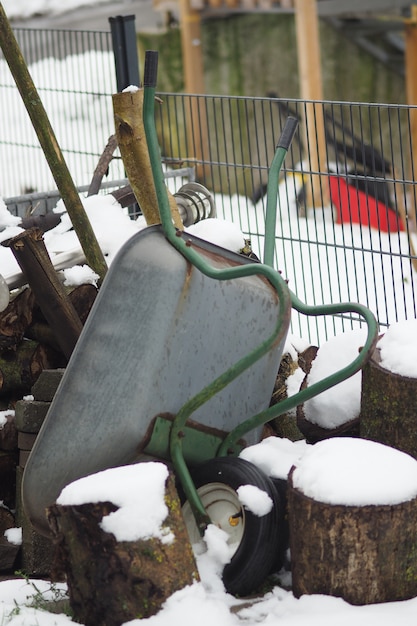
<box><xmin>181</xmin><ymin>456</ymin><xmax>283</xmax><ymax>596</ymax></box>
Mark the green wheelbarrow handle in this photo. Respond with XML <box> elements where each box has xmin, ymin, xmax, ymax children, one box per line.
<box><xmin>142</xmin><ymin>51</ymin><xmax>378</xmax><ymax>534</ymax></box>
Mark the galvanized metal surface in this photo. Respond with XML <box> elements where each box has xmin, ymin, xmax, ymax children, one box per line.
<box><xmin>23</xmin><ymin>226</ymin><xmax>290</xmax><ymax>535</ymax></box>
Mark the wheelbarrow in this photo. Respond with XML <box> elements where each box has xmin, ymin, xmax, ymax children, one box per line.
<box><xmin>22</xmin><ymin>51</ymin><xmax>378</xmax><ymax>596</ymax></box>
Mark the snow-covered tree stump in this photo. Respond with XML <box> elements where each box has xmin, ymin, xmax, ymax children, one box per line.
<box><xmin>288</xmin><ymin>438</ymin><xmax>417</xmax><ymax>605</ymax></box>
<box><xmin>360</xmin><ymin>346</ymin><xmax>417</xmax><ymax>459</ymax></box>
<box><xmin>47</xmin><ymin>462</ymin><xmax>199</xmax><ymax>626</ymax></box>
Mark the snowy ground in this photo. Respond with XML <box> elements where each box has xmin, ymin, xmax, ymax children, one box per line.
<box><xmin>1</xmin><ymin>0</ymin><xmax>417</xmax><ymax>624</ymax></box>
<box><xmin>2</xmin><ymin>0</ymin><xmax>117</xmax><ymax>20</ymax></box>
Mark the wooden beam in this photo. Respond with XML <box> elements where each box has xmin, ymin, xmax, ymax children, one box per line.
<box><xmin>403</xmin><ymin>5</ymin><xmax>417</xmax><ymax>267</ymax></box>
<box><xmin>294</xmin><ymin>0</ymin><xmax>328</xmax><ymax>209</ymax></box>
<box><xmin>317</xmin><ymin>0</ymin><xmax>413</xmax><ymax>16</ymax></box>
<box><xmin>405</xmin><ymin>6</ymin><xmax>417</xmax><ymax>165</ymax></box>
<box><xmin>178</xmin><ymin>0</ymin><xmax>208</xmax><ymax>180</ymax></box>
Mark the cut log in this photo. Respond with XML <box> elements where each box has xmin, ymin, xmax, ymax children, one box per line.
<box><xmin>0</xmin><ymin>339</ymin><xmax>62</xmax><ymax>398</ymax></box>
<box><xmin>288</xmin><ymin>466</ymin><xmax>417</xmax><ymax>605</ymax></box>
<box><xmin>4</xmin><ymin>228</ymin><xmax>83</xmax><ymax>359</ymax></box>
<box><xmin>360</xmin><ymin>347</ymin><xmax>417</xmax><ymax>458</ymax></box>
<box><xmin>0</xmin><ymin>287</ymin><xmax>35</xmax><ymax>350</ymax></box>
<box><xmin>47</xmin><ymin>470</ymin><xmax>199</xmax><ymax>626</ymax></box>
<box><xmin>27</xmin><ymin>284</ymin><xmax>97</xmax><ymax>351</ymax></box>
<box><xmin>68</xmin><ymin>283</ymin><xmax>98</xmax><ymax>324</ymax></box>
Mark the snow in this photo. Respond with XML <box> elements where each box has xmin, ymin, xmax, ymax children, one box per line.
<box><xmin>62</xmin><ymin>264</ymin><xmax>99</xmax><ymax>288</ymax></box>
<box><xmin>186</xmin><ymin>218</ymin><xmax>246</xmax><ymax>252</ymax></box>
<box><xmin>240</xmin><ymin>436</ymin><xmax>309</xmax><ymax>480</ymax></box>
<box><xmin>4</xmin><ymin>527</ymin><xmax>22</xmax><ymax>546</ymax></box>
<box><xmin>302</xmin><ymin>328</ymin><xmax>367</xmax><ymax>429</ymax></box>
<box><xmin>236</xmin><ymin>484</ymin><xmax>273</xmax><ymax>516</ymax></box>
<box><xmin>3</xmin><ymin>0</ymin><xmax>106</xmax><ymax>19</ymax></box>
<box><xmin>378</xmin><ymin>318</ymin><xmax>417</xmax><ymax>377</ymax></box>
<box><xmin>291</xmin><ymin>437</ymin><xmax>417</xmax><ymax>506</ymax></box>
<box><xmin>0</xmin><ymin>410</ymin><xmax>13</xmax><ymax>428</ymax></box>
<box><xmin>1</xmin><ymin>0</ymin><xmax>417</xmax><ymax>623</ymax></box>
<box><xmin>56</xmin><ymin>462</ymin><xmax>174</xmax><ymax>544</ymax></box>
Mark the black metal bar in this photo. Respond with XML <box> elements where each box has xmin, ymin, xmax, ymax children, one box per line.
<box><xmin>109</xmin><ymin>15</ymin><xmax>140</xmax><ymax>92</ymax></box>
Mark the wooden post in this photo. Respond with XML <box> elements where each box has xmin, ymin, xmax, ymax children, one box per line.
<box><xmin>178</xmin><ymin>0</ymin><xmax>208</xmax><ymax>181</ymax></box>
<box><xmin>113</xmin><ymin>90</ymin><xmax>161</xmax><ymax>225</ymax></box>
<box><xmin>405</xmin><ymin>6</ymin><xmax>417</xmax><ymax>179</ymax></box>
<box><xmin>112</xmin><ymin>89</ymin><xmax>183</xmax><ymax>228</ymax></box>
<box><xmin>4</xmin><ymin>229</ymin><xmax>83</xmax><ymax>360</ymax></box>
<box><xmin>294</xmin><ymin>0</ymin><xmax>328</xmax><ymax>209</ymax></box>
<box><xmin>404</xmin><ymin>7</ymin><xmax>417</xmax><ymax>269</ymax></box>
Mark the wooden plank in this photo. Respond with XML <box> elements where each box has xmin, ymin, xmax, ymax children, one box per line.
<box><xmin>317</xmin><ymin>0</ymin><xmax>412</xmax><ymax>16</ymax></box>
<box><xmin>405</xmin><ymin>7</ymin><xmax>417</xmax><ymax>180</ymax></box>
<box><xmin>179</xmin><ymin>0</ymin><xmax>209</xmax><ymax>179</ymax></box>
<box><xmin>294</xmin><ymin>0</ymin><xmax>328</xmax><ymax>209</ymax></box>
<box><xmin>403</xmin><ymin>5</ymin><xmax>417</xmax><ymax>268</ymax></box>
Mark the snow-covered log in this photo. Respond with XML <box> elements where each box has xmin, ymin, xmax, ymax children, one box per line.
<box><xmin>360</xmin><ymin>347</ymin><xmax>417</xmax><ymax>459</ymax></box>
<box><xmin>288</xmin><ymin>438</ymin><xmax>417</xmax><ymax>605</ymax></box>
<box><xmin>47</xmin><ymin>465</ymin><xmax>199</xmax><ymax>626</ymax></box>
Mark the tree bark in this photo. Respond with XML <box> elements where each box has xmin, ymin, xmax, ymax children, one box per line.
<box><xmin>68</xmin><ymin>283</ymin><xmax>98</xmax><ymax>324</ymax></box>
<box><xmin>87</xmin><ymin>134</ymin><xmax>118</xmax><ymax>197</ymax></box>
<box><xmin>0</xmin><ymin>339</ymin><xmax>62</xmax><ymax>398</ymax></box>
<box><xmin>0</xmin><ymin>287</ymin><xmax>35</xmax><ymax>350</ymax></box>
<box><xmin>4</xmin><ymin>228</ymin><xmax>83</xmax><ymax>359</ymax></box>
<box><xmin>288</xmin><ymin>468</ymin><xmax>417</xmax><ymax>604</ymax></box>
<box><xmin>360</xmin><ymin>347</ymin><xmax>417</xmax><ymax>459</ymax></box>
<box><xmin>47</xmin><ymin>470</ymin><xmax>199</xmax><ymax>626</ymax></box>
<box><xmin>112</xmin><ymin>89</ymin><xmax>183</xmax><ymax>229</ymax></box>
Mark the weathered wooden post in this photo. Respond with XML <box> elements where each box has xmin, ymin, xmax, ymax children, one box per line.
<box><xmin>112</xmin><ymin>88</ymin><xmax>183</xmax><ymax>228</ymax></box>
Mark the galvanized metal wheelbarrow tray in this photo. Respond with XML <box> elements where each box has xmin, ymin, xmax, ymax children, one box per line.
<box><xmin>23</xmin><ymin>52</ymin><xmax>378</xmax><ymax>536</ymax></box>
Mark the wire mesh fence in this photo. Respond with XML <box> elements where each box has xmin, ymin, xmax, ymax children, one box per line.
<box><xmin>0</xmin><ymin>27</ymin><xmax>123</xmax><ymax>196</ymax></box>
<box><xmin>155</xmin><ymin>93</ymin><xmax>417</xmax><ymax>343</ymax></box>
<box><xmin>1</xmin><ymin>26</ymin><xmax>416</xmax><ymax>345</ymax></box>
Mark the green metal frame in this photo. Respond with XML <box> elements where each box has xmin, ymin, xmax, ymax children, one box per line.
<box><xmin>142</xmin><ymin>51</ymin><xmax>378</xmax><ymax>534</ymax></box>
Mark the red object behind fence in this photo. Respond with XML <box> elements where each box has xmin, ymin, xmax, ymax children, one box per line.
<box><xmin>329</xmin><ymin>175</ymin><xmax>404</xmax><ymax>233</ymax></box>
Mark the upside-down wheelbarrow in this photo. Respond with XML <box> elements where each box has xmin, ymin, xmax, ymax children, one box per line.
<box><xmin>22</xmin><ymin>51</ymin><xmax>378</xmax><ymax>596</ymax></box>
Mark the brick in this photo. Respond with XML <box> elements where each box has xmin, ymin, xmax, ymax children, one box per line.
<box><xmin>14</xmin><ymin>400</ymin><xmax>50</xmax><ymax>433</ymax></box>
<box><xmin>17</xmin><ymin>432</ymin><xmax>37</xmax><ymax>451</ymax></box>
<box><xmin>31</xmin><ymin>369</ymin><xmax>65</xmax><ymax>402</ymax></box>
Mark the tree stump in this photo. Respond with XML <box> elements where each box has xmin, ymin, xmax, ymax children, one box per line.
<box><xmin>360</xmin><ymin>347</ymin><xmax>417</xmax><ymax>458</ymax></box>
<box><xmin>47</xmin><ymin>465</ymin><xmax>199</xmax><ymax>626</ymax></box>
<box><xmin>288</xmin><ymin>440</ymin><xmax>417</xmax><ymax>605</ymax></box>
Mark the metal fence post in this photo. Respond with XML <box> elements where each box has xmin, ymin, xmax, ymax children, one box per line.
<box><xmin>109</xmin><ymin>15</ymin><xmax>140</xmax><ymax>92</ymax></box>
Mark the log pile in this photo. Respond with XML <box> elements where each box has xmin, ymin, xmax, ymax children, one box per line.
<box><xmin>0</xmin><ymin>281</ymin><xmax>97</xmax><ymax>405</ymax></box>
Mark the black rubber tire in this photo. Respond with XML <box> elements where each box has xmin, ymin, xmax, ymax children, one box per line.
<box><xmin>183</xmin><ymin>456</ymin><xmax>283</xmax><ymax>596</ymax></box>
